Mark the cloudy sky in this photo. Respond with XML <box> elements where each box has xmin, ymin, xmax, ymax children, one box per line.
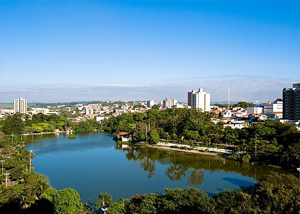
<box><xmin>0</xmin><ymin>1</ymin><xmax>299</xmax><ymax>103</ymax></box>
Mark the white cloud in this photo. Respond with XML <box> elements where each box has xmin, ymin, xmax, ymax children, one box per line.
<box><xmin>0</xmin><ymin>76</ymin><xmax>297</xmax><ymax>103</ymax></box>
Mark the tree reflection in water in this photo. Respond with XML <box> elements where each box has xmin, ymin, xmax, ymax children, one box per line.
<box><xmin>116</xmin><ymin>145</ymin><xmax>284</xmax><ymax>186</ymax></box>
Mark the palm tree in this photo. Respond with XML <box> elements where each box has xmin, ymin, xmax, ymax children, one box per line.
<box><xmin>97</xmin><ymin>193</ymin><xmax>112</xmax><ymax>209</ymax></box>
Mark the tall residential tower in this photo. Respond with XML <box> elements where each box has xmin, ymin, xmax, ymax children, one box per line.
<box><xmin>188</xmin><ymin>88</ymin><xmax>210</xmax><ymax>112</ymax></box>
<box><xmin>14</xmin><ymin>98</ymin><xmax>27</xmax><ymax>114</ymax></box>
<box><xmin>283</xmin><ymin>83</ymin><xmax>300</xmax><ymax>120</ymax></box>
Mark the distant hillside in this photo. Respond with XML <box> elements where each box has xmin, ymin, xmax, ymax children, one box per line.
<box><xmin>0</xmin><ymin>103</ymin><xmax>13</xmax><ymax>109</ymax></box>
<box><xmin>211</xmin><ymin>101</ymin><xmax>241</xmax><ymax>105</ymax></box>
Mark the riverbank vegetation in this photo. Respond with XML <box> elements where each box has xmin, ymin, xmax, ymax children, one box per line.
<box><xmin>1</xmin><ymin>109</ymin><xmax>300</xmax><ymax>213</ymax></box>
<box><xmin>101</xmin><ymin>108</ymin><xmax>300</xmax><ymax>169</ymax></box>
<box><xmin>0</xmin><ymin>113</ymin><xmax>101</xmax><ymax>134</ymax></box>
<box><xmin>0</xmin><ymin>132</ymin><xmax>299</xmax><ymax>214</ymax></box>
<box><xmin>0</xmin><ymin>128</ymin><xmax>299</xmax><ymax>213</ymax></box>
<box><xmin>104</xmin><ymin>172</ymin><xmax>300</xmax><ymax>214</ymax></box>
<box><xmin>0</xmin><ymin>131</ymin><xmax>85</xmax><ymax>214</ymax></box>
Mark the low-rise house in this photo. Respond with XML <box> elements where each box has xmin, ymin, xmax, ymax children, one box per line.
<box><xmin>65</xmin><ymin>127</ymin><xmax>73</xmax><ymax>135</ymax></box>
<box><xmin>223</xmin><ymin>121</ymin><xmax>248</xmax><ymax>129</ymax></box>
<box><xmin>95</xmin><ymin>116</ymin><xmax>110</xmax><ymax>122</ymax></box>
<box><xmin>117</xmin><ymin>132</ymin><xmax>131</xmax><ymax>142</ymax></box>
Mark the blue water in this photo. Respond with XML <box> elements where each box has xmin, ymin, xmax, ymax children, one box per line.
<box><xmin>25</xmin><ymin>133</ymin><xmax>274</xmax><ymax>202</ymax></box>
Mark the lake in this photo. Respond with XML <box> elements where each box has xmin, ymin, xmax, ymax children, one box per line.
<box><xmin>25</xmin><ymin>132</ymin><xmax>279</xmax><ymax>202</ymax></box>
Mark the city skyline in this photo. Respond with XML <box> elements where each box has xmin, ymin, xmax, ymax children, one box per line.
<box><xmin>1</xmin><ymin>1</ymin><xmax>299</xmax><ymax>102</ymax></box>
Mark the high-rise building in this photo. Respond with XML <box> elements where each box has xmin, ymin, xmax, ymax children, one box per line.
<box><xmin>264</xmin><ymin>99</ymin><xmax>283</xmax><ymax>113</ymax></box>
<box><xmin>147</xmin><ymin>100</ymin><xmax>155</xmax><ymax>108</ymax></box>
<box><xmin>283</xmin><ymin>83</ymin><xmax>300</xmax><ymax>120</ymax></box>
<box><xmin>85</xmin><ymin>107</ymin><xmax>93</xmax><ymax>115</ymax></box>
<box><xmin>187</xmin><ymin>88</ymin><xmax>210</xmax><ymax>112</ymax></box>
<box><xmin>14</xmin><ymin>98</ymin><xmax>27</xmax><ymax>114</ymax></box>
<box><xmin>162</xmin><ymin>98</ymin><xmax>177</xmax><ymax>109</ymax></box>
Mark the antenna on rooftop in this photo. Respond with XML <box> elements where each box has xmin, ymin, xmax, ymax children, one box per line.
<box><xmin>227</xmin><ymin>88</ymin><xmax>230</xmax><ymax>109</ymax></box>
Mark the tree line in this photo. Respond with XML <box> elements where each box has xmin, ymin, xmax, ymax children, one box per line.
<box><xmin>90</xmin><ymin>172</ymin><xmax>300</xmax><ymax>214</ymax></box>
<box><xmin>0</xmin><ymin>109</ymin><xmax>300</xmax><ymax>213</ymax></box>
<box><xmin>101</xmin><ymin>108</ymin><xmax>300</xmax><ymax>169</ymax></box>
<box><xmin>0</xmin><ymin>113</ymin><xmax>101</xmax><ymax>134</ymax></box>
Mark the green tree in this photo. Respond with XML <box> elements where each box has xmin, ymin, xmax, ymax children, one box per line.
<box><xmin>1</xmin><ymin>114</ymin><xmax>24</xmax><ymax>135</ymax></box>
<box><xmin>41</xmin><ymin>188</ymin><xmax>83</xmax><ymax>214</ymax></box>
<box><xmin>107</xmin><ymin>199</ymin><xmax>126</xmax><ymax>214</ymax></box>
<box><xmin>163</xmin><ymin>188</ymin><xmax>213</xmax><ymax>214</ymax></box>
<box><xmin>150</xmin><ymin>129</ymin><xmax>160</xmax><ymax>144</ymax></box>
<box><xmin>97</xmin><ymin>193</ymin><xmax>112</xmax><ymax>208</ymax></box>
<box><xmin>20</xmin><ymin>172</ymin><xmax>50</xmax><ymax>206</ymax></box>
<box><xmin>138</xmin><ymin>131</ymin><xmax>146</xmax><ymax>141</ymax></box>
<box><xmin>253</xmin><ymin>172</ymin><xmax>300</xmax><ymax>213</ymax></box>
<box><xmin>186</xmin><ymin>130</ymin><xmax>200</xmax><ymax>141</ymax></box>
<box><xmin>152</xmin><ymin>104</ymin><xmax>160</xmax><ymax>110</ymax></box>
<box><xmin>214</xmin><ymin>190</ymin><xmax>257</xmax><ymax>214</ymax></box>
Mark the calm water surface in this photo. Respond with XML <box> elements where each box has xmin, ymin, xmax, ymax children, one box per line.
<box><xmin>25</xmin><ymin>133</ymin><xmax>279</xmax><ymax>202</ymax></box>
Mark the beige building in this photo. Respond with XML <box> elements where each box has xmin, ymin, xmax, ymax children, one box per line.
<box><xmin>31</xmin><ymin>108</ymin><xmax>49</xmax><ymax>115</ymax></box>
<box><xmin>188</xmin><ymin>88</ymin><xmax>211</xmax><ymax>112</ymax></box>
<box><xmin>14</xmin><ymin>98</ymin><xmax>27</xmax><ymax>114</ymax></box>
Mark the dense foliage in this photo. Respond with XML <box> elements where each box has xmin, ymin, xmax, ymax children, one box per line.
<box><xmin>102</xmin><ymin>108</ymin><xmax>300</xmax><ymax>168</ymax></box>
<box><xmin>0</xmin><ymin>132</ymin><xmax>84</xmax><ymax>214</ymax></box>
<box><xmin>104</xmin><ymin>172</ymin><xmax>300</xmax><ymax>214</ymax></box>
<box><xmin>0</xmin><ymin>113</ymin><xmax>101</xmax><ymax>134</ymax></box>
<box><xmin>0</xmin><ymin>132</ymin><xmax>31</xmax><ymax>183</ymax></box>
<box><xmin>214</xmin><ymin>102</ymin><xmax>253</xmax><ymax>109</ymax></box>
<box><xmin>1</xmin><ymin>109</ymin><xmax>300</xmax><ymax>213</ymax></box>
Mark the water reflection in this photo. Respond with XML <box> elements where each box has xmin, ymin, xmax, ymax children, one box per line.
<box><xmin>25</xmin><ymin>133</ymin><xmax>114</xmax><ymax>155</ymax></box>
<box><xmin>24</xmin><ymin>133</ymin><xmax>287</xmax><ymax>202</ymax></box>
<box><xmin>222</xmin><ymin>177</ymin><xmax>256</xmax><ymax>187</ymax></box>
<box><xmin>116</xmin><ymin>145</ymin><xmax>282</xmax><ymax>184</ymax></box>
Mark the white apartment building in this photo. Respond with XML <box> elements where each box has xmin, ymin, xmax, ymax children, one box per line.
<box><xmin>147</xmin><ymin>100</ymin><xmax>155</xmax><ymax>108</ymax></box>
<box><xmin>162</xmin><ymin>98</ymin><xmax>178</xmax><ymax>109</ymax></box>
<box><xmin>173</xmin><ymin>103</ymin><xmax>184</xmax><ymax>108</ymax></box>
<box><xmin>264</xmin><ymin>99</ymin><xmax>283</xmax><ymax>113</ymax></box>
<box><xmin>187</xmin><ymin>88</ymin><xmax>210</xmax><ymax>112</ymax></box>
<box><xmin>85</xmin><ymin>108</ymin><xmax>93</xmax><ymax>115</ymax></box>
<box><xmin>31</xmin><ymin>108</ymin><xmax>49</xmax><ymax>115</ymax></box>
<box><xmin>14</xmin><ymin>98</ymin><xmax>27</xmax><ymax>114</ymax></box>
<box><xmin>247</xmin><ymin>105</ymin><xmax>264</xmax><ymax>114</ymax></box>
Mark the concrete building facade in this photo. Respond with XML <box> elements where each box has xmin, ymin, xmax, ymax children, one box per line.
<box><xmin>163</xmin><ymin>98</ymin><xmax>177</xmax><ymax>109</ymax></box>
<box><xmin>187</xmin><ymin>88</ymin><xmax>210</xmax><ymax>112</ymax></box>
<box><xmin>264</xmin><ymin>99</ymin><xmax>283</xmax><ymax>117</ymax></box>
<box><xmin>147</xmin><ymin>100</ymin><xmax>155</xmax><ymax>108</ymax></box>
<box><xmin>14</xmin><ymin>98</ymin><xmax>27</xmax><ymax>114</ymax></box>
<box><xmin>283</xmin><ymin>83</ymin><xmax>300</xmax><ymax>120</ymax></box>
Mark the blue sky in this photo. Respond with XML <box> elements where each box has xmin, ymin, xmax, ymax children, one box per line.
<box><xmin>0</xmin><ymin>1</ymin><xmax>299</xmax><ymax>103</ymax></box>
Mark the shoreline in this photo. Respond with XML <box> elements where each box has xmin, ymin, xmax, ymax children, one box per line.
<box><xmin>147</xmin><ymin>144</ymin><xmax>226</xmax><ymax>158</ymax></box>
<box><xmin>22</xmin><ymin>131</ymin><xmax>62</xmax><ymax>136</ymax></box>
<box><xmin>146</xmin><ymin>144</ymin><xmax>292</xmax><ymax>174</ymax></box>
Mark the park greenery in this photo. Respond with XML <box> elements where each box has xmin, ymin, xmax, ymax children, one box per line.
<box><xmin>0</xmin><ymin>113</ymin><xmax>100</xmax><ymax>134</ymax></box>
<box><xmin>101</xmin><ymin>108</ymin><xmax>300</xmax><ymax>169</ymax></box>
<box><xmin>213</xmin><ymin>101</ymin><xmax>253</xmax><ymax>109</ymax></box>
<box><xmin>0</xmin><ymin>108</ymin><xmax>300</xmax><ymax>213</ymax></box>
<box><xmin>0</xmin><ymin>132</ymin><xmax>85</xmax><ymax>214</ymax></box>
<box><xmin>104</xmin><ymin>172</ymin><xmax>300</xmax><ymax>214</ymax></box>
<box><xmin>102</xmin><ymin>172</ymin><xmax>300</xmax><ymax>214</ymax></box>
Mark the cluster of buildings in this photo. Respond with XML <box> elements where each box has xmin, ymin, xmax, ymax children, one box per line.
<box><xmin>1</xmin><ymin>83</ymin><xmax>299</xmax><ymax>130</ymax></box>
<box><xmin>148</xmin><ymin>88</ymin><xmax>211</xmax><ymax>111</ymax></box>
